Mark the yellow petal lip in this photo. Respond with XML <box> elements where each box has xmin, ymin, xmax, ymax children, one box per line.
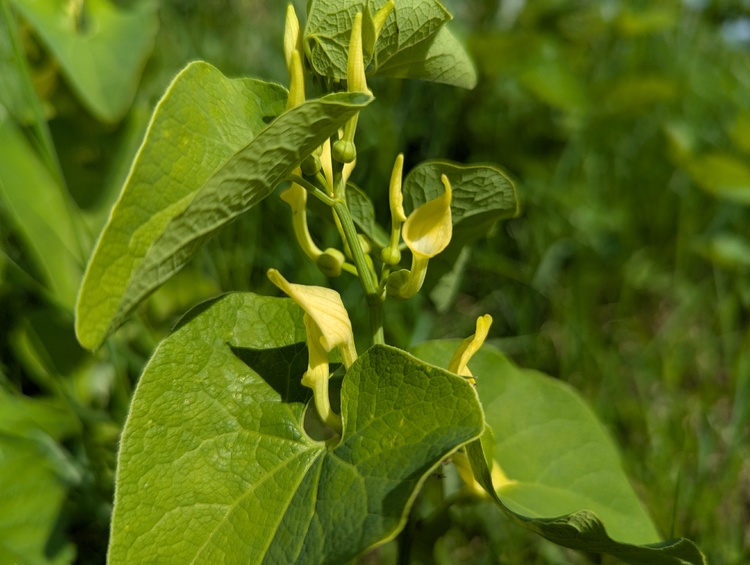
<box><xmin>267</xmin><ymin>269</ymin><xmax>354</xmax><ymax>352</ymax></box>
<box><xmin>448</xmin><ymin>314</ymin><xmax>493</xmax><ymax>378</ymax></box>
<box><xmin>402</xmin><ymin>174</ymin><xmax>453</xmax><ymax>258</ymax></box>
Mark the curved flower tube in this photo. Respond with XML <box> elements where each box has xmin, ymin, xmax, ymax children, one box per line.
<box><xmin>387</xmin><ymin>175</ymin><xmax>453</xmax><ymax>299</ymax></box>
<box><xmin>267</xmin><ymin>269</ymin><xmax>357</xmax><ymax>368</ymax></box>
<box><xmin>382</xmin><ymin>153</ymin><xmax>406</xmax><ymax>265</ymax></box>
<box><xmin>267</xmin><ymin>269</ymin><xmax>359</xmax><ymax>433</ymax></box>
<box><xmin>448</xmin><ymin>314</ymin><xmax>493</xmax><ymax>385</ymax></box>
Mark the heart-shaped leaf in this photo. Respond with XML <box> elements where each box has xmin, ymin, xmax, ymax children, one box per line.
<box><xmin>108</xmin><ymin>293</ymin><xmax>484</xmax><ymax>564</ymax></box>
<box><xmin>401</xmin><ymin>160</ymin><xmax>518</xmax><ymax>292</ymax></box>
<box><xmin>10</xmin><ymin>0</ymin><xmax>158</xmax><ymax>122</ymax></box>
<box><xmin>374</xmin><ymin>26</ymin><xmax>477</xmax><ymax>89</ymax></box>
<box><xmin>75</xmin><ymin>62</ymin><xmax>372</xmax><ymax>350</ymax></box>
<box><xmin>412</xmin><ymin>341</ymin><xmax>706</xmax><ymax>565</ymax></box>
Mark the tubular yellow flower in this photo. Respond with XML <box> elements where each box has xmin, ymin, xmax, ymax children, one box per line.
<box><xmin>387</xmin><ymin>175</ymin><xmax>454</xmax><ymax>299</ymax></box>
<box><xmin>280</xmin><ymin>181</ymin><xmax>323</xmax><ymax>262</ymax></box>
<box><xmin>267</xmin><ymin>269</ymin><xmax>357</xmax><ymax>368</ymax></box>
<box><xmin>286</xmin><ymin>50</ymin><xmax>305</xmax><ymax>111</ymax></box>
<box><xmin>402</xmin><ymin>174</ymin><xmax>453</xmax><ymax>259</ymax></box>
<box><xmin>372</xmin><ymin>0</ymin><xmax>395</xmax><ymax>39</ymax></box>
<box><xmin>283</xmin><ymin>4</ymin><xmax>301</xmax><ymax>70</ymax></box>
<box><xmin>448</xmin><ymin>314</ymin><xmax>493</xmax><ymax>384</ymax></box>
<box><xmin>382</xmin><ymin>153</ymin><xmax>406</xmax><ymax>265</ymax></box>
<box><xmin>280</xmin><ymin>181</ymin><xmax>344</xmax><ymax>277</ymax></box>
<box><xmin>301</xmin><ymin>314</ymin><xmax>342</xmax><ymax>433</ymax></box>
<box><xmin>347</xmin><ymin>12</ymin><xmax>370</xmax><ymax>95</ymax></box>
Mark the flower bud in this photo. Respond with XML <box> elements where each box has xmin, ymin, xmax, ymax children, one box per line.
<box><xmin>332</xmin><ymin>139</ymin><xmax>357</xmax><ymax>164</ymax></box>
<box><xmin>284</xmin><ymin>4</ymin><xmax>301</xmax><ymax>70</ymax></box>
<box><xmin>347</xmin><ymin>12</ymin><xmax>370</xmax><ymax>95</ymax></box>
<box><xmin>300</xmin><ymin>153</ymin><xmax>322</xmax><ymax>176</ymax></box>
<box><xmin>381</xmin><ymin>246</ymin><xmax>401</xmax><ymax>266</ymax></box>
<box><xmin>316</xmin><ymin>248</ymin><xmax>346</xmax><ymax>278</ymax></box>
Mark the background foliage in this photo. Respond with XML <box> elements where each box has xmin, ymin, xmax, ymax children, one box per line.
<box><xmin>1</xmin><ymin>0</ymin><xmax>748</xmax><ymax>563</ymax></box>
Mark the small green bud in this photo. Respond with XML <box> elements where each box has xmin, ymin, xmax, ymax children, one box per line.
<box><xmin>386</xmin><ymin>269</ymin><xmax>412</xmax><ymax>300</ymax></box>
<box><xmin>381</xmin><ymin>246</ymin><xmax>401</xmax><ymax>266</ymax></box>
<box><xmin>332</xmin><ymin>139</ymin><xmax>356</xmax><ymax>164</ymax></box>
<box><xmin>317</xmin><ymin>248</ymin><xmax>346</xmax><ymax>278</ymax></box>
<box><xmin>300</xmin><ymin>153</ymin><xmax>322</xmax><ymax>176</ymax></box>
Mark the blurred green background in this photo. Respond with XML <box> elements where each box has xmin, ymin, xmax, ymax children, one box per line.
<box><xmin>1</xmin><ymin>0</ymin><xmax>749</xmax><ymax>563</ymax></box>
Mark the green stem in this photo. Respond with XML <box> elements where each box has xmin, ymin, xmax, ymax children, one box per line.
<box><xmin>285</xmin><ymin>174</ymin><xmax>335</xmax><ymax>206</ymax></box>
<box><xmin>332</xmin><ymin>199</ymin><xmax>384</xmax><ymax>345</ymax></box>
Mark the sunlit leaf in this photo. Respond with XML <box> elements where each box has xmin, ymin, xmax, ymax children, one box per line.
<box><xmin>75</xmin><ymin>61</ymin><xmax>372</xmax><ymax>350</ymax></box>
<box><xmin>108</xmin><ymin>293</ymin><xmax>484</xmax><ymax>564</ymax></box>
<box><xmin>412</xmin><ymin>341</ymin><xmax>706</xmax><ymax>564</ymax></box>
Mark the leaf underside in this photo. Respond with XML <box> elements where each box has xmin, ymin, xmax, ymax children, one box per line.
<box><xmin>75</xmin><ymin>61</ymin><xmax>372</xmax><ymax>350</ymax></box>
<box><xmin>304</xmin><ymin>0</ymin><xmax>475</xmax><ymax>88</ymax></box>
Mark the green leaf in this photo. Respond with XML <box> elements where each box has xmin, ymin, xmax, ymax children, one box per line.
<box><xmin>0</xmin><ymin>388</ymin><xmax>81</xmax><ymax>441</ymax></box>
<box><xmin>403</xmin><ymin>160</ymin><xmax>519</xmax><ymax>239</ymax></box>
<box><xmin>304</xmin><ymin>0</ymin><xmax>460</xmax><ymax>85</ymax></box>
<box><xmin>520</xmin><ymin>60</ymin><xmax>588</xmax><ymax>113</ymax></box>
<box><xmin>370</xmin><ymin>0</ymin><xmax>451</xmax><ymax>71</ymax></box>
<box><xmin>0</xmin><ymin>6</ymin><xmax>32</xmax><ymax>122</ymax></box>
<box><xmin>696</xmin><ymin>233</ymin><xmax>750</xmax><ymax>270</ymax></box>
<box><xmin>0</xmin><ymin>433</ymin><xmax>79</xmax><ymax>565</ymax></box>
<box><xmin>374</xmin><ymin>26</ymin><xmax>478</xmax><ymax>89</ymax></box>
<box><xmin>0</xmin><ymin>112</ymin><xmax>82</xmax><ymax>309</ymax></box>
<box><xmin>411</xmin><ymin>341</ymin><xmax>705</xmax><ymax>565</ymax></box>
<box><xmin>0</xmin><ymin>393</ymin><xmax>81</xmax><ymax>565</ymax></box>
<box><xmin>11</xmin><ymin>0</ymin><xmax>158</xmax><ymax>122</ymax></box>
<box><xmin>346</xmin><ymin>182</ymin><xmax>389</xmax><ymax>248</ymax></box>
<box><xmin>401</xmin><ymin>161</ymin><xmax>518</xmax><ymax>295</ymax></box>
<box><xmin>75</xmin><ymin>62</ymin><xmax>372</xmax><ymax>350</ymax></box>
<box><xmin>109</xmin><ymin>292</ymin><xmax>484</xmax><ymax>564</ymax></box>
<box><xmin>685</xmin><ymin>152</ymin><xmax>750</xmax><ymax>205</ymax></box>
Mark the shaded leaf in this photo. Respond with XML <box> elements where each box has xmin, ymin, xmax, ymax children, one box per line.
<box><xmin>0</xmin><ymin>392</ymin><xmax>81</xmax><ymax>565</ymax></box>
<box><xmin>696</xmin><ymin>233</ymin><xmax>750</xmax><ymax>269</ymax></box>
<box><xmin>686</xmin><ymin>152</ymin><xmax>750</xmax><ymax>205</ymax></box>
<box><xmin>0</xmin><ymin>113</ymin><xmax>82</xmax><ymax>309</ymax></box>
<box><xmin>108</xmin><ymin>293</ymin><xmax>484</xmax><ymax>564</ymax></box>
<box><xmin>374</xmin><ymin>26</ymin><xmax>477</xmax><ymax>89</ymax></box>
<box><xmin>403</xmin><ymin>160</ymin><xmax>518</xmax><ymax>235</ymax></box>
<box><xmin>411</xmin><ymin>341</ymin><xmax>706</xmax><ymax>564</ymax></box>
<box><xmin>11</xmin><ymin>0</ymin><xmax>158</xmax><ymax>122</ymax></box>
<box><xmin>75</xmin><ymin>61</ymin><xmax>372</xmax><ymax>350</ymax></box>
<box><xmin>347</xmin><ymin>182</ymin><xmax>389</xmax><ymax>248</ymax></box>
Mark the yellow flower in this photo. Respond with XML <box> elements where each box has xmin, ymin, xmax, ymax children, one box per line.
<box><xmin>382</xmin><ymin>153</ymin><xmax>406</xmax><ymax>265</ymax></box>
<box><xmin>387</xmin><ymin>175</ymin><xmax>454</xmax><ymax>299</ymax></box>
<box><xmin>267</xmin><ymin>269</ymin><xmax>357</xmax><ymax>368</ymax></box>
<box><xmin>347</xmin><ymin>12</ymin><xmax>370</xmax><ymax>95</ymax></box>
<box><xmin>448</xmin><ymin>314</ymin><xmax>493</xmax><ymax>385</ymax></box>
<box><xmin>402</xmin><ymin>174</ymin><xmax>453</xmax><ymax>259</ymax></box>
<box><xmin>283</xmin><ymin>4</ymin><xmax>301</xmax><ymax>70</ymax></box>
<box><xmin>268</xmin><ymin>269</ymin><xmax>359</xmax><ymax>433</ymax></box>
